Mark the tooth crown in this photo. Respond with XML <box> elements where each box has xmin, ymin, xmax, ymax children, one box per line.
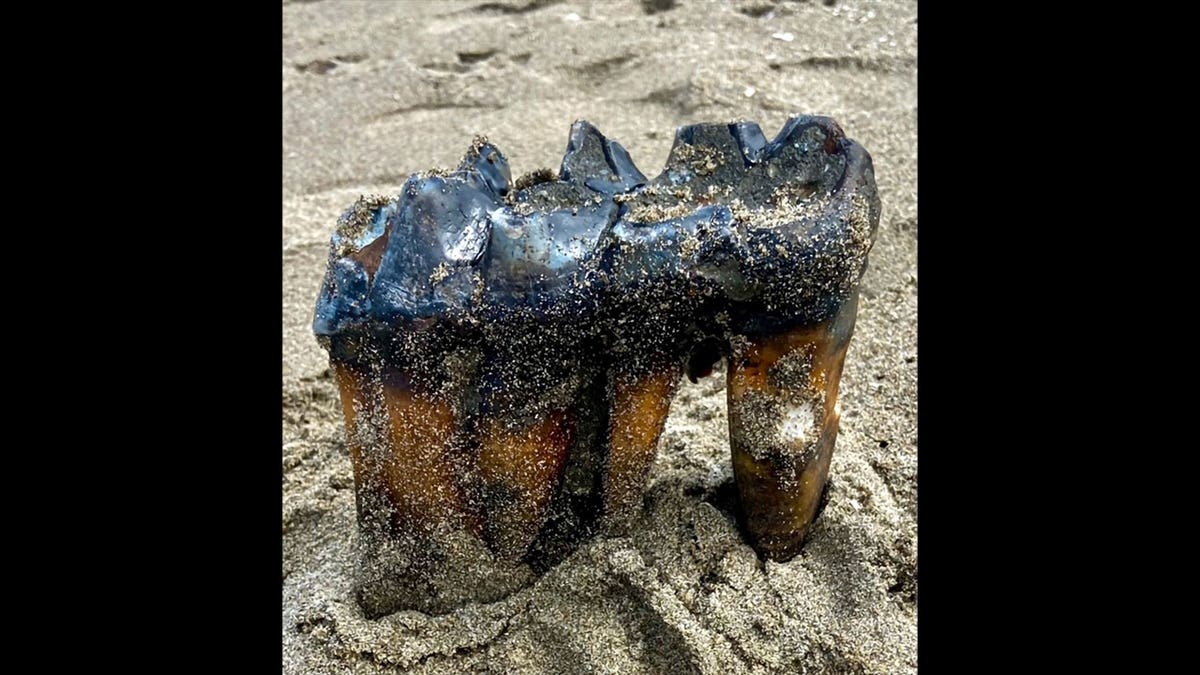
<box><xmin>315</xmin><ymin>116</ymin><xmax>878</xmax><ymax>342</ymax></box>
<box><xmin>313</xmin><ymin>116</ymin><xmax>880</xmax><ymax>617</ymax></box>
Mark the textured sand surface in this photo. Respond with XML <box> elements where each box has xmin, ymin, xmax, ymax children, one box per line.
<box><xmin>282</xmin><ymin>1</ymin><xmax>917</xmax><ymax>672</ymax></box>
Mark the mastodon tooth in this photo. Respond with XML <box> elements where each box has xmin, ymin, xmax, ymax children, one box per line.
<box><xmin>312</xmin><ymin>114</ymin><xmax>880</xmax><ymax>615</ymax></box>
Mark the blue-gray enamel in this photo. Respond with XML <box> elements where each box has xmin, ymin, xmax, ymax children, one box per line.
<box><xmin>314</xmin><ymin>116</ymin><xmax>879</xmax><ymax>341</ymax></box>
<box><xmin>314</xmin><ymin>257</ymin><xmax>371</xmax><ymax>336</ymax></box>
<box><xmin>459</xmin><ymin>141</ymin><xmax>512</xmax><ymax>197</ymax></box>
<box><xmin>367</xmin><ymin>176</ymin><xmax>491</xmax><ymax>321</ymax></box>
<box><xmin>602</xmin><ymin>204</ymin><xmax>736</xmax><ymax>289</ymax></box>
<box><xmin>483</xmin><ymin>200</ymin><xmax>616</xmax><ymax>309</ymax></box>
<box><xmin>560</xmin><ymin>120</ymin><xmax>647</xmax><ymax>195</ymax></box>
<box><xmin>730</xmin><ymin>121</ymin><xmax>768</xmax><ymax>165</ymax></box>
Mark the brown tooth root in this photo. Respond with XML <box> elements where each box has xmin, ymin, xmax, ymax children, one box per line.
<box><xmin>601</xmin><ymin>368</ymin><xmax>678</xmax><ymax>533</ymax></box>
<box><xmin>477</xmin><ymin>411</ymin><xmax>573</xmax><ymax>560</ymax></box>
<box><xmin>331</xmin><ymin>361</ymin><xmax>396</xmax><ymax>540</ymax></box>
<box><xmin>727</xmin><ymin>298</ymin><xmax>858</xmax><ymax>561</ymax></box>
<box><xmin>373</xmin><ymin>370</ymin><xmax>477</xmax><ymax>537</ymax></box>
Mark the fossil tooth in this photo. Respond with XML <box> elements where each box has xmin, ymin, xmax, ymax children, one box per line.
<box><xmin>312</xmin><ymin>115</ymin><xmax>880</xmax><ymax>615</ymax></box>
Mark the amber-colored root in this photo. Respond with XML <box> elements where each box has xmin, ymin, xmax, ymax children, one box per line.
<box><xmin>379</xmin><ymin>375</ymin><xmax>479</xmax><ymax>536</ymax></box>
<box><xmin>727</xmin><ymin>300</ymin><xmax>857</xmax><ymax>561</ymax></box>
<box><xmin>332</xmin><ymin>362</ymin><xmax>478</xmax><ymax>540</ymax></box>
<box><xmin>601</xmin><ymin>368</ymin><xmax>678</xmax><ymax>533</ymax></box>
<box><xmin>477</xmin><ymin>412</ymin><xmax>574</xmax><ymax>560</ymax></box>
<box><xmin>331</xmin><ymin>361</ymin><xmax>392</xmax><ymax>539</ymax></box>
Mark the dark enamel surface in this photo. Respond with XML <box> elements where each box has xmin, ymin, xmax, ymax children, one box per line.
<box><xmin>314</xmin><ymin>114</ymin><xmax>879</xmax><ymax>353</ymax></box>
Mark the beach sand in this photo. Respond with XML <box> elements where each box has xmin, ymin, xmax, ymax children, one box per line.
<box><xmin>282</xmin><ymin>0</ymin><xmax>916</xmax><ymax>671</ymax></box>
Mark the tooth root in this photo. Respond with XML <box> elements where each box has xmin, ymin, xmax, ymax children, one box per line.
<box><xmin>330</xmin><ymin>360</ymin><xmax>395</xmax><ymax>540</ymax></box>
<box><xmin>477</xmin><ymin>411</ymin><xmax>574</xmax><ymax>560</ymax></box>
<box><xmin>601</xmin><ymin>368</ymin><xmax>678</xmax><ymax>533</ymax></box>
<box><xmin>727</xmin><ymin>298</ymin><xmax>858</xmax><ymax>561</ymax></box>
<box><xmin>375</xmin><ymin>371</ymin><xmax>478</xmax><ymax>537</ymax></box>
